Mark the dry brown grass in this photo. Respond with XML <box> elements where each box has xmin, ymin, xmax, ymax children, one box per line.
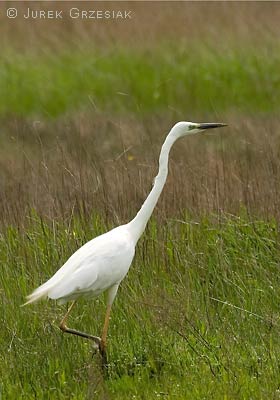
<box><xmin>1</xmin><ymin>112</ymin><xmax>280</xmax><ymax>227</ymax></box>
<box><xmin>1</xmin><ymin>2</ymin><xmax>280</xmax><ymax>51</ymax></box>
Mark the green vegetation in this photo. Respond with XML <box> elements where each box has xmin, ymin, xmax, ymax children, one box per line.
<box><xmin>1</xmin><ymin>45</ymin><xmax>280</xmax><ymax>118</ymax></box>
<box><xmin>1</xmin><ymin>2</ymin><xmax>280</xmax><ymax>398</ymax></box>
<box><xmin>1</xmin><ymin>215</ymin><xmax>280</xmax><ymax>399</ymax></box>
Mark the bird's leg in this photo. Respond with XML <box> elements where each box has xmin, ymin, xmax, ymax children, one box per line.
<box><xmin>98</xmin><ymin>284</ymin><xmax>119</xmax><ymax>358</ymax></box>
<box><xmin>60</xmin><ymin>300</ymin><xmax>76</xmax><ymax>327</ymax></box>
<box><xmin>99</xmin><ymin>304</ymin><xmax>112</xmax><ymax>365</ymax></box>
<box><xmin>59</xmin><ymin>300</ymin><xmax>101</xmax><ymax>347</ymax></box>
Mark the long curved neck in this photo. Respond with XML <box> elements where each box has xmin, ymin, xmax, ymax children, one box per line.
<box><xmin>127</xmin><ymin>131</ymin><xmax>178</xmax><ymax>243</ymax></box>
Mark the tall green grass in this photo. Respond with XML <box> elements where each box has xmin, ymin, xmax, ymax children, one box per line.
<box><xmin>1</xmin><ymin>214</ymin><xmax>280</xmax><ymax>398</ymax></box>
<box><xmin>1</xmin><ymin>45</ymin><xmax>280</xmax><ymax>118</ymax></box>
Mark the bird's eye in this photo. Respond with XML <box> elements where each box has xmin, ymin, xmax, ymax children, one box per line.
<box><xmin>188</xmin><ymin>125</ymin><xmax>197</xmax><ymax>130</ymax></box>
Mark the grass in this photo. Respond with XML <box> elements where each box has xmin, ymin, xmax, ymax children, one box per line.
<box><xmin>1</xmin><ymin>45</ymin><xmax>280</xmax><ymax>118</ymax></box>
<box><xmin>1</xmin><ymin>2</ymin><xmax>280</xmax><ymax>398</ymax></box>
<box><xmin>1</xmin><ymin>113</ymin><xmax>280</xmax><ymax>227</ymax></box>
<box><xmin>1</xmin><ymin>214</ymin><xmax>280</xmax><ymax>399</ymax></box>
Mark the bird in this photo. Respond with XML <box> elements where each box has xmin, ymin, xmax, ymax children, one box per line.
<box><xmin>24</xmin><ymin>121</ymin><xmax>226</xmax><ymax>360</ymax></box>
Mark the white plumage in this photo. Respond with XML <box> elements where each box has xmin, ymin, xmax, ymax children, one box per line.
<box><xmin>25</xmin><ymin>226</ymin><xmax>135</xmax><ymax>305</ymax></box>
<box><xmin>25</xmin><ymin>121</ymin><xmax>226</xmax><ymax>356</ymax></box>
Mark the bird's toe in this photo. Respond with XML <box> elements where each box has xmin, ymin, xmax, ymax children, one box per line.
<box><xmin>90</xmin><ymin>335</ymin><xmax>101</xmax><ymax>347</ymax></box>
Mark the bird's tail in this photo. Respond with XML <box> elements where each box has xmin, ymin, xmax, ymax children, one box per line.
<box><xmin>22</xmin><ymin>281</ymin><xmax>56</xmax><ymax>306</ymax></box>
<box><xmin>22</xmin><ymin>259</ymin><xmax>72</xmax><ymax>306</ymax></box>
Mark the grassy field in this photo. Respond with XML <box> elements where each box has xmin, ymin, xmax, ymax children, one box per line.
<box><xmin>1</xmin><ymin>2</ymin><xmax>280</xmax><ymax>399</ymax></box>
<box><xmin>1</xmin><ymin>45</ymin><xmax>280</xmax><ymax>117</ymax></box>
<box><xmin>2</xmin><ymin>214</ymin><xmax>280</xmax><ymax>399</ymax></box>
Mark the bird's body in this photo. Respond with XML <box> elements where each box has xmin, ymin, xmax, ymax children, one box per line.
<box><xmin>25</xmin><ymin>121</ymin><xmax>226</xmax><ymax>358</ymax></box>
<box><xmin>26</xmin><ymin>224</ymin><xmax>135</xmax><ymax>305</ymax></box>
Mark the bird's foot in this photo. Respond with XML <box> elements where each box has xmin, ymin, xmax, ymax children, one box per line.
<box><xmin>89</xmin><ymin>335</ymin><xmax>101</xmax><ymax>350</ymax></box>
<box><xmin>91</xmin><ymin>338</ymin><xmax>108</xmax><ymax>374</ymax></box>
<box><xmin>99</xmin><ymin>340</ymin><xmax>108</xmax><ymax>370</ymax></box>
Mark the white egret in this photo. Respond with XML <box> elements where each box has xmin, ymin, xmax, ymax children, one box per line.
<box><xmin>24</xmin><ymin>121</ymin><xmax>226</xmax><ymax>359</ymax></box>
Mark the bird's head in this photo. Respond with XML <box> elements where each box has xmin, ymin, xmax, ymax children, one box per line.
<box><xmin>171</xmin><ymin>121</ymin><xmax>227</xmax><ymax>138</ymax></box>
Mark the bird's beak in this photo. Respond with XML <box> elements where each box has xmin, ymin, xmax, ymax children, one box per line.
<box><xmin>198</xmin><ymin>123</ymin><xmax>227</xmax><ymax>130</ymax></box>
